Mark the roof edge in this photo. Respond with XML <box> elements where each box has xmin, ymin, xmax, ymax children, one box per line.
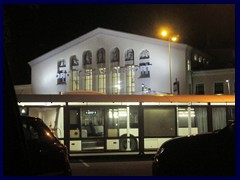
<box><xmin>29</xmin><ymin>27</ymin><xmax>188</xmax><ymax>67</ymax></box>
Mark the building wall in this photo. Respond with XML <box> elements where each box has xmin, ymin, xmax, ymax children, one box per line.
<box><xmin>14</xmin><ymin>84</ymin><xmax>32</xmax><ymax>94</ymax></box>
<box><xmin>192</xmin><ymin>69</ymin><xmax>235</xmax><ymax>94</ymax></box>
<box><xmin>29</xmin><ymin>30</ymin><xmax>189</xmax><ymax>95</ymax></box>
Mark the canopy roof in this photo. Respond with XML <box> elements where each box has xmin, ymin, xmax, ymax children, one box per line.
<box><xmin>17</xmin><ymin>94</ymin><xmax>235</xmax><ymax>103</ymax></box>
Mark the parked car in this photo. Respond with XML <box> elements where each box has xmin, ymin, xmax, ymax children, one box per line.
<box><xmin>152</xmin><ymin>122</ymin><xmax>235</xmax><ymax>176</ymax></box>
<box><xmin>4</xmin><ymin>59</ymin><xmax>72</xmax><ymax>176</ymax></box>
<box><xmin>21</xmin><ymin>115</ymin><xmax>72</xmax><ymax>176</ymax></box>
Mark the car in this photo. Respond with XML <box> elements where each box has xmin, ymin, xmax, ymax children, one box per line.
<box><xmin>21</xmin><ymin>115</ymin><xmax>72</xmax><ymax>176</ymax></box>
<box><xmin>152</xmin><ymin>122</ymin><xmax>235</xmax><ymax>176</ymax></box>
<box><xmin>4</xmin><ymin>59</ymin><xmax>71</xmax><ymax>176</ymax></box>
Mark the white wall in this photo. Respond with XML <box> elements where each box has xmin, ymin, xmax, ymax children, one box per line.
<box><xmin>30</xmin><ymin>32</ymin><xmax>188</xmax><ymax>94</ymax></box>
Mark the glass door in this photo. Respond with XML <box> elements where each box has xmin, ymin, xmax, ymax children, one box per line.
<box><xmin>80</xmin><ymin>108</ymin><xmax>105</xmax><ymax>151</ymax></box>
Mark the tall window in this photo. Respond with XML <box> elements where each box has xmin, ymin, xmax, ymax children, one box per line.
<box><xmin>214</xmin><ymin>82</ymin><xmax>224</xmax><ymax>94</ymax></box>
<box><xmin>57</xmin><ymin>60</ymin><xmax>67</xmax><ymax>84</ymax></box>
<box><xmin>84</xmin><ymin>69</ymin><xmax>92</xmax><ymax>91</ymax></box>
<box><xmin>70</xmin><ymin>55</ymin><xmax>79</xmax><ymax>91</ymax></box>
<box><xmin>112</xmin><ymin>67</ymin><xmax>120</xmax><ymax>94</ymax></box>
<box><xmin>126</xmin><ymin>65</ymin><xmax>135</xmax><ymax>94</ymax></box>
<box><xmin>71</xmin><ymin>70</ymin><xmax>79</xmax><ymax>91</ymax></box>
<box><xmin>195</xmin><ymin>84</ymin><xmax>204</xmax><ymax>94</ymax></box>
<box><xmin>111</xmin><ymin>47</ymin><xmax>120</xmax><ymax>63</ymax></box>
<box><xmin>212</xmin><ymin>107</ymin><xmax>226</xmax><ymax>131</ymax></box>
<box><xmin>97</xmin><ymin>48</ymin><xmax>105</xmax><ymax>64</ymax></box>
<box><xmin>98</xmin><ymin>68</ymin><xmax>106</xmax><ymax>93</ymax></box>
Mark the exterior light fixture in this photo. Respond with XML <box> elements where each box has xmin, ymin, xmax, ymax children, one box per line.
<box><xmin>160</xmin><ymin>30</ymin><xmax>179</xmax><ymax>94</ymax></box>
<box><xmin>226</xmin><ymin>80</ymin><xmax>230</xmax><ymax>94</ymax></box>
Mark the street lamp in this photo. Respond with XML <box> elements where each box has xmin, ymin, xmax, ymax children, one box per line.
<box><xmin>161</xmin><ymin>30</ymin><xmax>179</xmax><ymax>94</ymax></box>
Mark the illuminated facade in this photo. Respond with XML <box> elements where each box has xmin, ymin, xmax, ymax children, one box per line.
<box><xmin>15</xmin><ymin>29</ymin><xmax>235</xmax><ymax>156</ymax></box>
<box><xmin>29</xmin><ymin>28</ymin><xmax>211</xmax><ymax>95</ymax></box>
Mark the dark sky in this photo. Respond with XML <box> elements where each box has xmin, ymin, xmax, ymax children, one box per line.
<box><xmin>4</xmin><ymin>4</ymin><xmax>235</xmax><ymax>85</ymax></box>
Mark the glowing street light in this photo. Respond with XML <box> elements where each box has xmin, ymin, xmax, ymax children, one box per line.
<box><xmin>226</xmin><ymin>80</ymin><xmax>230</xmax><ymax>94</ymax></box>
<box><xmin>160</xmin><ymin>30</ymin><xmax>179</xmax><ymax>94</ymax></box>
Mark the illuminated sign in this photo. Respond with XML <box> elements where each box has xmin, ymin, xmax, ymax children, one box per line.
<box><xmin>85</xmin><ymin>111</ymin><xmax>97</xmax><ymax>115</ymax></box>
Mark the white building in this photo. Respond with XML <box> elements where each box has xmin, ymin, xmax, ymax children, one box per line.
<box><xmin>192</xmin><ymin>68</ymin><xmax>235</xmax><ymax>95</ymax></box>
<box><xmin>28</xmin><ymin>27</ymin><xmax>211</xmax><ymax>95</ymax></box>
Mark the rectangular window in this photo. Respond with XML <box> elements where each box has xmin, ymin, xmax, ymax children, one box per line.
<box><xmin>112</xmin><ymin>67</ymin><xmax>120</xmax><ymax>94</ymax></box>
<box><xmin>227</xmin><ymin>107</ymin><xmax>235</xmax><ymax>124</ymax></box>
<box><xmin>84</xmin><ymin>69</ymin><xmax>92</xmax><ymax>91</ymax></box>
<box><xmin>126</xmin><ymin>66</ymin><xmax>135</xmax><ymax>94</ymax></box>
<box><xmin>144</xmin><ymin>108</ymin><xmax>176</xmax><ymax>137</ymax></box>
<box><xmin>212</xmin><ymin>107</ymin><xmax>226</xmax><ymax>131</ymax></box>
<box><xmin>106</xmin><ymin>107</ymin><xmax>139</xmax><ymax>137</ymax></box>
<box><xmin>71</xmin><ymin>70</ymin><xmax>79</xmax><ymax>91</ymax></box>
<box><xmin>178</xmin><ymin>107</ymin><xmax>208</xmax><ymax>136</ymax></box>
<box><xmin>98</xmin><ymin>68</ymin><xmax>106</xmax><ymax>93</ymax></box>
<box><xmin>81</xmin><ymin>108</ymin><xmax>104</xmax><ymax>138</ymax></box>
<box><xmin>214</xmin><ymin>82</ymin><xmax>224</xmax><ymax>94</ymax></box>
<box><xmin>195</xmin><ymin>84</ymin><xmax>204</xmax><ymax>94</ymax></box>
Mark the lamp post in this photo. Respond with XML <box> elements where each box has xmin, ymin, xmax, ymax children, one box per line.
<box><xmin>226</xmin><ymin>80</ymin><xmax>230</xmax><ymax>94</ymax></box>
<box><xmin>161</xmin><ymin>30</ymin><xmax>179</xmax><ymax>94</ymax></box>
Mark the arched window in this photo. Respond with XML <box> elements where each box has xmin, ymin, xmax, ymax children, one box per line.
<box><xmin>83</xmin><ymin>50</ymin><xmax>92</xmax><ymax>65</ymax></box>
<box><xmin>82</xmin><ymin>50</ymin><xmax>93</xmax><ymax>91</ymax></box>
<box><xmin>125</xmin><ymin>49</ymin><xmax>134</xmax><ymax>61</ymax></box>
<box><xmin>111</xmin><ymin>47</ymin><xmax>120</xmax><ymax>62</ymax></box>
<box><xmin>70</xmin><ymin>55</ymin><xmax>79</xmax><ymax>91</ymax></box>
<box><xmin>140</xmin><ymin>49</ymin><xmax>150</xmax><ymax>59</ymax></box>
<box><xmin>97</xmin><ymin>48</ymin><xmax>106</xmax><ymax>64</ymax></box>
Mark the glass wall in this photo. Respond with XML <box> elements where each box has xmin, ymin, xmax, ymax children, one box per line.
<box><xmin>69</xmin><ymin>108</ymin><xmax>105</xmax><ymax>151</ymax></box>
<box><xmin>178</xmin><ymin>107</ymin><xmax>208</xmax><ymax>136</ymax></box>
<box><xmin>20</xmin><ymin>103</ymin><xmax>234</xmax><ymax>154</ymax></box>
<box><xmin>28</xmin><ymin>107</ymin><xmax>64</xmax><ymax>138</ymax></box>
<box><xmin>106</xmin><ymin>107</ymin><xmax>139</xmax><ymax>151</ymax></box>
<box><xmin>80</xmin><ymin>108</ymin><xmax>105</xmax><ymax>151</ymax></box>
<box><xmin>194</xmin><ymin>107</ymin><xmax>208</xmax><ymax>134</ymax></box>
<box><xmin>81</xmin><ymin>109</ymin><xmax>104</xmax><ymax>138</ymax></box>
<box><xmin>212</xmin><ymin>107</ymin><xmax>227</xmax><ymax>131</ymax></box>
<box><xmin>68</xmin><ymin>107</ymin><xmax>139</xmax><ymax>152</ymax></box>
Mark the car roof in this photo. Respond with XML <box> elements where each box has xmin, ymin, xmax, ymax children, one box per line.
<box><xmin>21</xmin><ymin>115</ymin><xmax>45</xmax><ymax>125</ymax></box>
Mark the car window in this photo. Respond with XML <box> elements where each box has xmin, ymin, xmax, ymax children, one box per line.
<box><xmin>22</xmin><ymin>123</ymin><xmax>39</xmax><ymax>141</ymax></box>
<box><xmin>22</xmin><ymin>118</ymin><xmax>59</xmax><ymax>145</ymax></box>
<box><xmin>22</xmin><ymin>124</ymin><xmax>31</xmax><ymax>141</ymax></box>
<box><xmin>29</xmin><ymin>126</ymin><xmax>39</xmax><ymax>139</ymax></box>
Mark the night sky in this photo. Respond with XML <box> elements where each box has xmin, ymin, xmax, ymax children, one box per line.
<box><xmin>4</xmin><ymin>4</ymin><xmax>235</xmax><ymax>85</ymax></box>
